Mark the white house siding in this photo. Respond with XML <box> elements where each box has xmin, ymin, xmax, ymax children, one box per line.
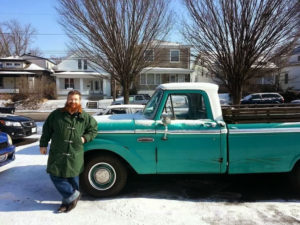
<box><xmin>280</xmin><ymin>46</ymin><xmax>300</xmax><ymax>91</ymax></box>
<box><xmin>190</xmin><ymin>64</ymin><xmax>215</xmax><ymax>84</ymax></box>
<box><xmin>54</xmin><ymin>54</ymin><xmax>111</xmax><ymax>99</ymax></box>
<box><xmin>281</xmin><ymin>65</ymin><xmax>300</xmax><ymax>91</ymax></box>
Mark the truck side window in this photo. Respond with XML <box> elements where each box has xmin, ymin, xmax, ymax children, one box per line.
<box><xmin>164</xmin><ymin>93</ymin><xmax>207</xmax><ymax>120</ymax></box>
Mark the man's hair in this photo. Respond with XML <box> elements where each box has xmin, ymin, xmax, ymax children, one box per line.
<box><xmin>67</xmin><ymin>90</ymin><xmax>81</xmax><ymax>98</ymax></box>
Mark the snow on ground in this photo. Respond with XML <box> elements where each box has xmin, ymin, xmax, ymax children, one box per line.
<box><xmin>0</xmin><ymin>126</ymin><xmax>300</xmax><ymax>225</ymax></box>
<box><xmin>15</xmin><ymin>98</ymin><xmax>113</xmax><ymax>112</ymax></box>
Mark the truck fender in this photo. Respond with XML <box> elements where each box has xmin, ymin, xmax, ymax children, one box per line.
<box><xmin>83</xmin><ymin>138</ymin><xmax>140</xmax><ymax>173</ymax></box>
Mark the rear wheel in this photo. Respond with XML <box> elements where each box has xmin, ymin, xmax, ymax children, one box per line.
<box><xmin>80</xmin><ymin>154</ymin><xmax>127</xmax><ymax>197</ymax></box>
<box><xmin>289</xmin><ymin>163</ymin><xmax>300</xmax><ymax>193</ymax></box>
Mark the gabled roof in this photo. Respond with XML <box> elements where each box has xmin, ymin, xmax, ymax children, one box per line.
<box><xmin>21</xmin><ymin>54</ymin><xmax>57</xmax><ymax>65</ymax></box>
<box><xmin>0</xmin><ymin>56</ymin><xmax>29</xmax><ymax>62</ymax></box>
<box><xmin>25</xmin><ymin>63</ymin><xmax>45</xmax><ymax>71</ymax></box>
<box><xmin>149</xmin><ymin>40</ymin><xmax>191</xmax><ymax>48</ymax></box>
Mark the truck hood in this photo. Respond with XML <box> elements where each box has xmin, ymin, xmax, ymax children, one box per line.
<box><xmin>94</xmin><ymin>113</ymin><xmax>152</xmax><ymax>133</ymax></box>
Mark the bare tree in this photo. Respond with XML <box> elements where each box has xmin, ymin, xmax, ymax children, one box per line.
<box><xmin>56</xmin><ymin>0</ymin><xmax>172</xmax><ymax>103</ymax></box>
<box><xmin>183</xmin><ymin>0</ymin><xmax>300</xmax><ymax>104</ymax></box>
<box><xmin>0</xmin><ymin>20</ymin><xmax>40</xmax><ymax>57</ymax></box>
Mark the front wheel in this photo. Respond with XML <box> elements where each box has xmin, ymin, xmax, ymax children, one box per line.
<box><xmin>80</xmin><ymin>154</ymin><xmax>128</xmax><ymax>197</ymax></box>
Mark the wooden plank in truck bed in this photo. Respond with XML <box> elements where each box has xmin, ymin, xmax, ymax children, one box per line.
<box><xmin>222</xmin><ymin>104</ymin><xmax>300</xmax><ymax>123</ymax></box>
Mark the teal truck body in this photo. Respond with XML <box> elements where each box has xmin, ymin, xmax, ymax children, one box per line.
<box><xmin>81</xmin><ymin>83</ymin><xmax>300</xmax><ymax>197</ymax></box>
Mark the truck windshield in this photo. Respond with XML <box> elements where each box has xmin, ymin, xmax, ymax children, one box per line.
<box><xmin>143</xmin><ymin>89</ymin><xmax>163</xmax><ymax>119</ymax></box>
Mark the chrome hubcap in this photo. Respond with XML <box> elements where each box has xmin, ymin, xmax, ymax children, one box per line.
<box><xmin>88</xmin><ymin>162</ymin><xmax>116</xmax><ymax>190</ymax></box>
<box><xmin>95</xmin><ymin>168</ymin><xmax>110</xmax><ymax>184</ymax></box>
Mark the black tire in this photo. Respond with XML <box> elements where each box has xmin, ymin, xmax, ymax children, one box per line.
<box><xmin>289</xmin><ymin>163</ymin><xmax>300</xmax><ymax>193</ymax></box>
<box><xmin>80</xmin><ymin>154</ymin><xmax>127</xmax><ymax>197</ymax></box>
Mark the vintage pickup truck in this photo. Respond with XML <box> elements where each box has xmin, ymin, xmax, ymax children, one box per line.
<box><xmin>81</xmin><ymin>83</ymin><xmax>300</xmax><ymax>197</ymax></box>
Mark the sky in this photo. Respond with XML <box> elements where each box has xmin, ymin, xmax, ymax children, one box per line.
<box><xmin>0</xmin><ymin>0</ymin><xmax>187</xmax><ymax>58</ymax></box>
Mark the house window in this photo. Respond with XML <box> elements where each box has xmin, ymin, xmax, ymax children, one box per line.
<box><xmin>140</xmin><ymin>74</ymin><xmax>161</xmax><ymax>85</ymax></box>
<box><xmin>0</xmin><ymin>77</ymin><xmax>3</xmax><ymax>88</ymax></box>
<box><xmin>169</xmin><ymin>74</ymin><xmax>187</xmax><ymax>82</ymax></box>
<box><xmin>170</xmin><ymin>74</ymin><xmax>176</xmax><ymax>82</ymax></box>
<box><xmin>178</xmin><ymin>74</ymin><xmax>185</xmax><ymax>82</ymax></box>
<box><xmin>95</xmin><ymin>80</ymin><xmax>99</xmax><ymax>90</ymax></box>
<box><xmin>144</xmin><ymin>49</ymin><xmax>154</xmax><ymax>62</ymax></box>
<box><xmin>140</xmin><ymin>74</ymin><xmax>146</xmax><ymax>85</ymax></box>
<box><xmin>78</xmin><ymin>59</ymin><xmax>82</xmax><ymax>69</ymax></box>
<box><xmin>155</xmin><ymin>74</ymin><xmax>161</xmax><ymax>85</ymax></box>
<box><xmin>14</xmin><ymin>63</ymin><xmax>21</xmax><ymax>66</ymax></box>
<box><xmin>170</xmin><ymin>50</ymin><xmax>180</xmax><ymax>62</ymax></box>
<box><xmin>146</xmin><ymin>74</ymin><xmax>155</xmax><ymax>85</ymax></box>
<box><xmin>298</xmin><ymin>56</ymin><xmax>300</xmax><ymax>62</ymax></box>
<box><xmin>84</xmin><ymin>59</ymin><xmax>88</xmax><ymax>70</ymax></box>
<box><xmin>0</xmin><ymin>63</ymin><xmax>2</xmax><ymax>68</ymax></box>
<box><xmin>6</xmin><ymin>63</ymin><xmax>13</xmax><ymax>67</ymax></box>
<box><xmin>284</xmin><ymin>73</ymin><xmax>288</xmax><ymax>84</ymax></box>
<box><xmin>65</xmin><ymin>78</ymin><xmax>74</xmax><ymax>89</ymax></box>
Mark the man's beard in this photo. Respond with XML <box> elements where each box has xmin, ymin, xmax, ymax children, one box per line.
<box><xmin>64</xmin><ymin>102</ymin><xmax>82</xmax><ymax>114</ymax></box>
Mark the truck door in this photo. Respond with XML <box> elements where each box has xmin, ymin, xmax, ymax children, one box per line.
<box><xmin>156</xmin><ymin>92</ymin><xmax>223</xmax><ymax>173</ymax></box>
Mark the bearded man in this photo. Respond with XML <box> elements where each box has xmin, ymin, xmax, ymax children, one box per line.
<box><xmin>40</xmin><ymin>90</ymin><xmax>97</xmax><ymax>213</ymax></box>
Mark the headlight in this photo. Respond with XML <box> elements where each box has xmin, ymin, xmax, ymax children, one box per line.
<box><xmin>3</xmin><ymin>121</ymin><xmax>22</xmax><ymax>127</ymax></box>
<box><xmin>7</xmin><ymin>134</ymin><xmax>13</xmax><ymax>145</ymax></box>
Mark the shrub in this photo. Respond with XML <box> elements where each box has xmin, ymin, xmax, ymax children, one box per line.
<box><xmin>12</xmin><ymin>93</ymin><xmax>29</xmax><ymax>102</ymax></box>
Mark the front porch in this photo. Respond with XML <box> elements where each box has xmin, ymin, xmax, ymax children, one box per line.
<box><xmin>54</xmin><ymin>72</ymin><xmax>111</xmax><ymax>100</ymax></box>
<box><xmin>137</xmin><ymin>67</ymin><xmax>193</xmax><ymax>95</ymax></box>
<box><xmin>0</xmin><ymin>71</ymin><xmax>41</xmax><ymax>94</ymax></box>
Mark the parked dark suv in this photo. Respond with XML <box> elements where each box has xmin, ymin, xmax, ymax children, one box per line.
<box><xmin>241</xmin><ymin>93</ymin><xmax>284</xmax><ymax>104</ymax></box>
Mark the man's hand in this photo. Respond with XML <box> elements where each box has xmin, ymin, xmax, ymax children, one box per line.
<box><xmin>40</xmin><ymin>147</ymin><xmax>47</xmax><ymax>155</ymax></box>
<box><xmin>81</xmin><ymin>137</ymin><xmax>85</xmax><ymax>143</ymax></box>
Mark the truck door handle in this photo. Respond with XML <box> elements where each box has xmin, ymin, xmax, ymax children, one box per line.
<box><xmin>137</xmin><ymin>137</ymin><xmax>154</xmax><ymax>142</ymax></box>
<box><xmin>204</xmin><ymin>122</ymin><xmax>217</xmax><ymax>128</ymax></box>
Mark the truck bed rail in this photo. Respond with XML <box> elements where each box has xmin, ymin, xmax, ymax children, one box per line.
<box><xmin>222</xmin><ymin>104</ymin><xmax>300</xmax><ymax>123</ymax></box>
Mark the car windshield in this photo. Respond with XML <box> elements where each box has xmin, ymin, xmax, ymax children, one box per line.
<box><xmin>143</xmin><ymin>89</ymin><xmax>163</xmax><ymax>119</ymax></box>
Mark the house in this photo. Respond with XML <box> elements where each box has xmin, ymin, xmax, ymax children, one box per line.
<box><xmin>190</xmin><ymin>56</ymin><xmax>215</xmax><ymax>84</ymax></box>
<box><xmin>279</xmin><ymin>46</ymin><xmax>300</xmax><ymax>91</ymax></box>
<box><xmin>0</xmin><ymin>55</ymin><xmax>56</xmax><ymax>97</ymax></box>
<box><xmin>52</xmin><ymin>54</ymin><xmax>111</xmax><ymax>99</ymax></box>
<box><xmin>136</xmin><ymin>41</ymin><xmax>193</xmax><ymax>95</ymax></box>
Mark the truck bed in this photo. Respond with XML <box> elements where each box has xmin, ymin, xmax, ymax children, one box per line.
<box><xmin>222</xmin><ymin>104</ymin><xmax>300</xmax><ymax>123</ymax></box>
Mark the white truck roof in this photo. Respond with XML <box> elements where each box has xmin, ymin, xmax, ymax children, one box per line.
<box><xmin>158</xmin><ymin>82</ymin><xmax>223</xmax><ymax>121</ymax></box>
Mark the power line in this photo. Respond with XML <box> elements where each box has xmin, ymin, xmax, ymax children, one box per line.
<box><xmin>1</xmin><ymin>33</ymin><xmax>71</xmax><ymax>36</ymax></box>
<box><xmin>0</xmin><ymin>12</ymin><xmax>57</xmax><ymax>16</ymax></box>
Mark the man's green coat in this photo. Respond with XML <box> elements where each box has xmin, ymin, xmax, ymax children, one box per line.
<box><xmin>40</xmin><ymin>109</ymin><xmax>98</xmax><ymax>177</ymax></box>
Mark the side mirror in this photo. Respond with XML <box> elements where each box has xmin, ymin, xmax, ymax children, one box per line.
<box><xmin>161</xmin><ymin>113</ymin><xmax>171</xmax><ymax>126</ymax></box>
<box><xmin>161</xmin><ymin>113</ymin><xmax>171</xmax><ymax>141</ymax></box>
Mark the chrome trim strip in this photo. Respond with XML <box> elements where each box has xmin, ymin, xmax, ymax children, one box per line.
<box><xmin>156</xmin><ymin>130</ymin><xmax>220</xmax><ymax>134</ymax></box>
<box><xmin>98</xmin><ymin>130</ymin><xmax>221</xmax><ymax>134</ymax></box>
<box><xmin>98</xmin><ymin>130</ymin><xmax>134</xmax><ymax>134</ymax></box>
<box><xmin>135</xmin><ymin>129</ymin><xmax>156</xmax><ymax>134</ymax></box>
<box><xmin>229</xmin><ymin>128</ymin><xmax>300</xmax><ymax>134</ymax></box>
